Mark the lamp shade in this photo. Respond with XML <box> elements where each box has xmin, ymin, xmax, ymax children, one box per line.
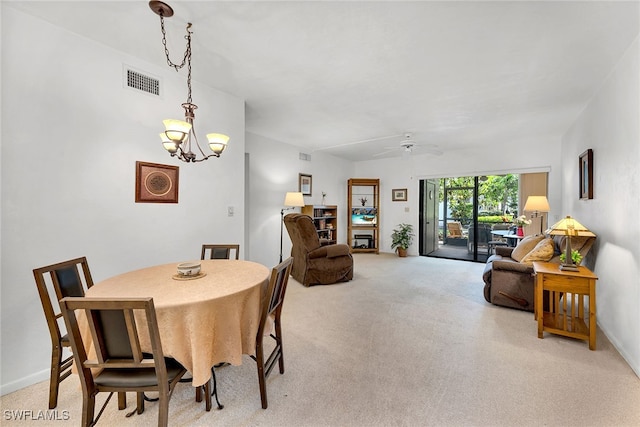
<box><xmin>545</xmin><ymin>216</ymin><xmax>595</xmax><ymax>237</ymax></box>
<box><xmin>523</xmin><ymin>196</ymin><xmax>550</xmax><ymax>213</ymax></box>
<box><xmin>207</xmin><ymin>133</ymin><xmax>230</xmax><ymax>155</ymax></box>
<box><xmin>160</xmin><ymin>133</ymin><xmax>178</xmax><ymax>153</ymax></box>
<box><xmin>284</xmin><ymin>192</ymin><xmax>305</xmax><ymax>207</ymax></box>
<box><xmin>163</xmin><ymin>119</ymin><xmax>191</xmax><ymax>142</ymax></box>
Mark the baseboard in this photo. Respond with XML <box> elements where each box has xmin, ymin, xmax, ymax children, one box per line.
<box><xmin>598</xmin><ymin>321</ymin><xmax>640</xmax><ymax>379</ymax></box>
<box><xmin>0</xmin><ymin>369</ymin><xmax>49</xmax><ymax>396</ymax></box>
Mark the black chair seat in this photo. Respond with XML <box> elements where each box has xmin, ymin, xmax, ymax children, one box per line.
<box><xmin>95</xmin><ymin>358</ymin><xmax>185</xmax><ymax>388</ymax></box>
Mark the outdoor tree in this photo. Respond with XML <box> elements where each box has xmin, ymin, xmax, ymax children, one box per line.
<box><xmin>440</xmin><ymin>175</ymin><xmax>519</xmax><ymax>224</ymax></box>
<box><xmin>480</xmin><ymin>174</ymin><xmax>518</xmax><ymax>215</ymax></box>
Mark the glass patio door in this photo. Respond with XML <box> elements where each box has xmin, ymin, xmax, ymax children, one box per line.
<box><xmin>420</xmin><ymin>175</ymin><xmax>519</xmax><ymax>262</ymax></box>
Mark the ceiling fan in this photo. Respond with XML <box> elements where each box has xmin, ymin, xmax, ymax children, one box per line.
<box><xmin>372</xmin><ymin>133</ymin><xmax>443</xmax><ymax>158</ymax></box>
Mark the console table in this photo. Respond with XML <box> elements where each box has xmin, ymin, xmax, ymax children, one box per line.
<box><xmin>533</xmin><ymin>261</ymin><xmax>598</xmax><ymax>350</ymax></box>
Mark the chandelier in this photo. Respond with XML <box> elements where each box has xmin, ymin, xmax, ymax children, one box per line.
<box><xmin>149</xmin><ymin>1</ymin><xmax>229</xmax><ymax>163</ymax></box>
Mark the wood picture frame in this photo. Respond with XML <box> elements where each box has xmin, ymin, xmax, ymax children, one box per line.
<box><xmin>299</xmin><ymin>173</ymin><xmax>312</xmax><ymax>196</ymax></box>
<box><xmin>135</xmin><ymin>161</ymin><xmax>179</xmax><ymax>203</ymax></box>
<box><xmin>392</xmin><ymin>188</ymin><xmax>407</xmax><ymax>201</ymax></box>
<box><xmin>579</xmin><ymin>149</ymin><xmax>593</xmax><ymax>200</ymax></box>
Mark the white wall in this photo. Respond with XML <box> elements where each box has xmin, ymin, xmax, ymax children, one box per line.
<box><xmin>562</xmin><ymin>36</ymin><xmax>640</xmax><ymax>377</ymax></box>
<box><xmin>1</xmin><ymin>9</ymin><xmax>246</xmax><ymax>394</ymax></box>
<box><xmin>354</xmin><ymin>141</ymin><xmax>563</xmax><ymax>255</ymax></box>
<box><xmin>245</xmin><ymin>132</ymin><xmax>353</xmax><ymax>268</ymax></box>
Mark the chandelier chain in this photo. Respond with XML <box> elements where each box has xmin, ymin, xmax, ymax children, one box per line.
<box><xmin>159</xmin><ymin>15</ymin><xmax>191</xmax><ymax>73</ymax></box>
<box><xmin>186</xmin><ymin>30</ymin><xmax>192</xmax><ymax>104</ymax></box>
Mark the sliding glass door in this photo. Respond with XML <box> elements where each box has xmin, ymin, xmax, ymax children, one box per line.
<box><xmin>419</xmin><ymin>174</ymin><xmax>519</xmax><ymax>262</ymax></box>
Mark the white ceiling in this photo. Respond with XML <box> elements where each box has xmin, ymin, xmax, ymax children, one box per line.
<box><xmin>6</xmin><ymin>1</ymin><xmax>639</xmax><ymax>161</ymax></box>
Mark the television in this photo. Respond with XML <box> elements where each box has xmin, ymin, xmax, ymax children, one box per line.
<box><xmin>351</xmin><ymin>207</ymin><xmax>377</xmax><ymax>225</ymax></box>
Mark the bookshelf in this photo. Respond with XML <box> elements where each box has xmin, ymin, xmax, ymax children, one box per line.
<box><xmin>301</xmin><ymin>205</ymin><xmax>338</xmax><ymax>244</ymax></box>
<box><xmin>347</xmin><ymin>178</ymin><xmax>380</xmax><ymax>253</ymax></box>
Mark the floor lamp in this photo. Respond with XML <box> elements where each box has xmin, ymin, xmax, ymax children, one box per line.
<box><xmin>280</xmin><ymin>192</ymin><xmax>305</xmax><ymax>262</ymax></box>
<box><xmin>523</xmin><ymin>196</ymin><xmax>550</xmax><ymax>235</ymax></box>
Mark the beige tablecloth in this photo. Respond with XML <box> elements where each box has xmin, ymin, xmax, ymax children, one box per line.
<box><xmin>84</xmin><ymin>259</ymin><xmax>269</xmax><ymax>387</ymax></box>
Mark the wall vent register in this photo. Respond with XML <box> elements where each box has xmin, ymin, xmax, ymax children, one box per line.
<box><xmin>125</xmin><ymin>68</ymin><xmax>160</xmax><ymax>96</ymax></box>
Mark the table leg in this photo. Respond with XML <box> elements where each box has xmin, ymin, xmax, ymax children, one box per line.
<box><xmin>589</xmin><ymin>279</ymin><xmax>596</xmax><ymax>350</ymax></box>
<box><xmin>536</xmin><ymin>274</ymin><xmax>543</xmax><ymax>338</ymax></box>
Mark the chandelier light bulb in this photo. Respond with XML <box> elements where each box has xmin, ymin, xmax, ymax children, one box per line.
<box><xmin>162</xmin><ymin>119</ymin><xmax>191</xmax><ymax>143</ymax></box>
<box><xmin>160</xmin><ymin>133</ymin><xmax>179</xmax><ymax>153</ymax></box>
<box><xmin>207</xmin><ymin>133</ymin><xmax>230</xmax><ymax>155</ymax></box>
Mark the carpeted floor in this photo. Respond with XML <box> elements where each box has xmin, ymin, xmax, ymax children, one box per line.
<box><xmin>2</xmin><ymin>253</ymin><xmax>639</xmax><ymax>426</ymax></box>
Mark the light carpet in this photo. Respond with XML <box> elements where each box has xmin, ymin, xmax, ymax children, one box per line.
<box><xmin>2</xmin><ymin>253</ymin><xmax>639</xmax><ymax>426</ymax></box>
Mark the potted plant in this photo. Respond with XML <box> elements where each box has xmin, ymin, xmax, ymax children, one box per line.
<box><xmin>513</xmin><ymin>215</ymin><xmax>531</xmax><ymax>236</ymax></box>
<box><xmin>560</xmin><ymin>249</ymin><xmax>583</xmax><ymax>265</ymax></box>
<box><xmin>391</xmin><ymin>223</ymin><xmax>414</xmax><ymax>257</ymax></box>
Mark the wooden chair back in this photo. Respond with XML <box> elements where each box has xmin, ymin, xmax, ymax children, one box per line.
<box><xmin>201</xmin><ymin>244</ymin><xmax>240</xmax><ymax>260</ymax></box>
<box><xmin>33</xmin><ymin>256</ymin><xmax>94</xmax><ymax>409</ymax></box>
<box><xmin>60</xmin><ymin>297</ymin><xmax>186</xmax><ymax>426</ymax></box>
<box><xmin>253</xmin><ymin>257</ymin><xmax>294</xmax><ymax>409</ymax></box>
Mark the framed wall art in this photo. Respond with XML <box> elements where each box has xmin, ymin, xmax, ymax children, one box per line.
<box><xmin>135</xmin><ymin>161</ymin><xmax>179</xmax><ymax>203</ymax></box>
<box><xmin>579</xmin><ymin>149</ymin><xmax>593</xmax><ymax>200</ymax></box>
<box><xmin>299</xmin><ymin>173</ymin><xmax>312</xmax><ymax>196</ymax></box>
<box><xmin>392</xmin><ymin>188</ymin><xmax>407</xmax><ymax>201</ymax></box>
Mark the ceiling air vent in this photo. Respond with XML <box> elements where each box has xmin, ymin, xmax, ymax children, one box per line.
<box><xmin>299</xmin><ymin>152</ymin><xmax>311</xmax><ymax>161</ymax></box>
<box><xmin>125</xmin><ymin>67</ymin><xmax>160</xmax><ymax>96</ymax></box>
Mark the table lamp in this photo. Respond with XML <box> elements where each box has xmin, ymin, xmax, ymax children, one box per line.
<box><xmin>523</xmin><ymin>196</ymin><xmax>550</xmax><ymax>235</ymax></box>
<box><xmin>545</xmin><ymin>215</ymin><xmax>595</xmax><ymax>271</ymax></box>
<box><xmin>280</xmin><ymin>192</ymin><xmax>305</xmax><ymax>262</ymax></box>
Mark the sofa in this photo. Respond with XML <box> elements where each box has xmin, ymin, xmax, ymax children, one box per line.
<box><xmin>482</xmin><ymin>234</ymin><xmax>595</xmax><ymax>311</ymax></box>
<box><xmin>284</xmin><ymin>213</ymin><xmax>353</xmax><ymax>286</ymax></box>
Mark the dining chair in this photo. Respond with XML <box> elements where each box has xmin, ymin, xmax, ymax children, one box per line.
<box><xmin>251</xmin><ymin>257</ymin><xmax>294</xmax><ymax>409</ymax></box>
<box><xmin>200</xmin><ymin>244</ymin><xmax>240</xmax><ymax>260</ymax></box>
<box><xmin>60</xmin><ymin>296</ymin><xmax>187</xmax><ymax>427</ymax></box>
<box><xmin>32</xmin><ymin>257</ymin><xmax>126</xmax><ymax>410</ymax></box>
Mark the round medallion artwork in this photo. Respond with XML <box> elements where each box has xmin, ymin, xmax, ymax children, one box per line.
<box><xmin>144</xmin><ymin>171</ymin><xmax>172</xmax><ymax>196</ymax></box>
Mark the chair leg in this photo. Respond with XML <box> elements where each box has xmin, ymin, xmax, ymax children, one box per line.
<box><xmin>136</xmin><ymin>392</ymin><xmax>145</xmax><ymax>414</ymax></box>
<box><xmin>255</xmin><ymin>343</ymin><xmax>268</xmax><ymax>409</ymax></box>
<box><xmin>158</xmin><ymin>393</ymin><xmax>169</xmax><ymax>427</ymax></box>
<box><xmin>195</xmin><ymin>379</ymin><xmax>213</xmax><ymax>411</ymax></box>
<box><xmin>203</xmin><ymin>379</ymin><xmax>212</xmax><ymax>411</ymax></box>
<box><xmin>274</xmin><ymin>325</ymin><xmax>285</xmax><ymax>375</ymax></box>
<box><xmin>81</xmin><ymin>393</ymin><xmax>96</xmax><ymax>427</ymax></box>
<box><xmin>49</xmin><ymin>344</ymin><xmax>63</xmax><ymax>409</ymax></box>
<box><xmin>118</xmin><ymin>392</ymin><xmax>126</xmax><ymax>410</ymax></box>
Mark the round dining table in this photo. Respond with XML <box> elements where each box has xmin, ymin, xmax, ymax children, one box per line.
<box><xmin>84</xmin><ymin>259</ymin><xmax>270</xmax><ymax>387</ymax></box>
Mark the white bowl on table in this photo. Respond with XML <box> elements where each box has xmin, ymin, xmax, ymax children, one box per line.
<box><xmin>177</xmin><ymin>262</ymin><xmax>201</xmax><ymax>276</ymax></box>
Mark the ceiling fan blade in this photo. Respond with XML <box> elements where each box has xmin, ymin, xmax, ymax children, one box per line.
<box><xmin>315</xmin><ymin>134</ymin><xmax>402</xmax><ymax>151</ymax></box>
<box><xmin>417</xmin><ymin>146</ymin><xmax>444</xmax><ymax>156</ymax></box>
<box><xmin>372</xmin><ymin>149</ymin><xmax>397</xmax><ymax>157</ymax></box>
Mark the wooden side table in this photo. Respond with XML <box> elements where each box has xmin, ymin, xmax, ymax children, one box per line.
<box><xmin>533</xmin><ymin>261</ymin><xmax>599</xmax><ymax>350</ymax></box>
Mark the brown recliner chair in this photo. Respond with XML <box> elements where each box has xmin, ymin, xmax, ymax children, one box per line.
<box><xmin>284</xmin><ymin>213</ymin><xmax>353</xmax><ymax>286</ymax></box>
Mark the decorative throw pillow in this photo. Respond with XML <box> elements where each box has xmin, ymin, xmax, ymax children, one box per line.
<box><xmin>520</xmin><ymin>238</ymin><xmax>555</xmax><ymax>266</ymax></box>
<box><xmin>510</xmin><ymin>234</ymin><xmax>545</xmax><ymax>262</ymax></box>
